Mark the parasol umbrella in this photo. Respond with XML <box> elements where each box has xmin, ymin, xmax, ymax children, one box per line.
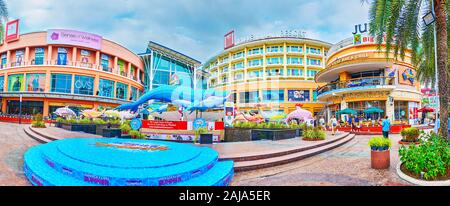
<box><xmin>363</xmin><ymin>107</ymin><xmax>384</xmax><ymax>114</ymax></box>
<box><xmin>286</xmin><ymin>107</ymin><xmax>313</xmax><ymax>123</ymax></box>
<box><xmin>336</xmin><ymin>108</ymin><xmax>357</xmax><ymax>115</ymax></box>
<box><xmin>418</xmin><ymin>106</ymin><xmax>435</xmax><ymax>113</ymax></box>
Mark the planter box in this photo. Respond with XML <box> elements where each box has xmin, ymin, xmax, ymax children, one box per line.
<box><xmin>103</xmin><ymin>128</ymin><xmax>122</xmax><ymax>138</ymax></box>
<box><xmin>199</xmin><ymin>134</ymin><xmax>213</xmax><ymax>144</ymax></box>
<box><xmin>95</xmin><ymin>124</ymin><xmax>120</xmax><ymax>136</ymax></box>
<box><xmin>251</xmin><ymin>129</ymin><xmax>297</xmax><ymax>141</ymax></box>
<box><xmin>224</xmin><ymin>128</ymin><xmax>252</xmax><ymax>142</ymax></box>
<box><xmin>61</xmin><ymin>123</ymin><xmax>97</xmax><ymax>134</ymax></box>
<box><xmin>56</xmin><ymin>122</ymin><xmax>62</xmax><ymax>128</ymax></box>
<box><xmin>371</xmin><ymin>150</ymin><xmax>390</xmax><ymax>169</ymax></box>
<box><xmin>120</xmin><ymin>134</ymin><xmax>132</xmax><ymax>139</ymax></box>
<box><xmin>296</xmin><ymin>129</ymin><xmax>303</xmax><ymax>137</ymax></box>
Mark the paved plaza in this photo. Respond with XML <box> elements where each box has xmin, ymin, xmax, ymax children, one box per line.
<box><xmin>0</xmin><ymin>122</ymin><xmax>411</xmax><ymax>186</ymax></box>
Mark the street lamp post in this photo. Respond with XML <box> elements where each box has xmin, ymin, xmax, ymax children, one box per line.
<box><xmin>19</xmin><ymin>94</ymin><xmax>23</xmax><ymax>124</ymax></box>
<box><xmin>422</xmin><ymin>2</ymin><xmax>439</xmax><ymax>125</ymax></box>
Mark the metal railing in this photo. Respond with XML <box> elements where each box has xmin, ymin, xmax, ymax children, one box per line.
<box><xmin>317</xmin><ymin>76</ymin><xmax>395</xmax><ymax>96</ymax></box>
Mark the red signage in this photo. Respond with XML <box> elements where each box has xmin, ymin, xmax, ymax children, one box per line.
<box><xmin>5</xmin><ymin>19</ymin><xmax>20</xmax><ymax>43</ymax></box>
<box><xmin>142</xmin><ymin>120</ymin><xmax>188</xmax><ymax>130</ymax></box>
<box><xmin>224</xmin><ymin>30</ymin><xmax>235</xmax><ymax>50</ymax></box>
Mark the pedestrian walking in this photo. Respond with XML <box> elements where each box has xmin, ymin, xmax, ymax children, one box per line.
<box><xmin>382</xmin><ymin>116</ymin><xmax>391</xmax><ymax>138</ymax></box>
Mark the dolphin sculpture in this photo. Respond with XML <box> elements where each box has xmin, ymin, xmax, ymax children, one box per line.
<box><xmin>187</xmin><ymin>94</ymin><xmax>230</xmax><ymax>114</ymax></box>
<box><xmin>115</xmin><ymin>85</ymin><xmax>229</xmax><ymax>112</ymax></box>
<box><xmin>53</xmin><ymin>106</ymin><xmax>76</xmax><ymax>117</ymax></box>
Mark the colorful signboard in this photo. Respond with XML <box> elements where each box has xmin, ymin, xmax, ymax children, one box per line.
<box><xmin>145</xmin><ymin>133</ymin><xmax>220</xmax><ymax>143</ymax></box>
<box><xmin>398</xmin><ymin>66</ymin><xmax>416</xmax><ymax>86</ymax></box>
<box><xmin>130</xmin><ymin>118</ymin><xmax>142</xmax><ymax>130</ymax></box>
<box><xmin>141</xmin><ymin>120</ymin><xmax>188</xmax><ymax>130</ymax></box>
<box><xmin>224</xmin><ymin>102</ymin><xmax>235</xmax><ymax>128</ymax></box>
<box><xmin>8</xmin><ymin>74</ymin><xmax>24</xmax><ymax>92</ymax></box>
<box><xmin>193</xmin><ymin>118</ymin><xmax>207</xmax><ymax>130</ymax></box>
<box><xmin>224</xmin><ymin>30</ymin><xmax>235</xmax><ymax>50</ymax></box>
<box><xmin>5</xmin><ymin>19</ymin><xmax>20</xmax><ymax>43</ymax></box>
<box><xmin>47</xmin><ymin>29</ymin><xmax>102</xmax><ymax>50</ymax></box>
<box><xmin>288</xmin><ymin>90</ymin><xmax>310</xmax><ymax>102</ymax></box>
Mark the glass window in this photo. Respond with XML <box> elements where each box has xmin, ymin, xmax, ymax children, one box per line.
<box><xmin>263</xmin><ymin>90</ymin><xmax>285</xmax><ymax>103</ymax></box>
<box><xmin>394</xmin><ymin>101</ymin><xmax>408</xmax><ymax>121</ymax></box>
<box><xmin>57</xmin><ymin>48</ymin><xmax>68</xmax><ymax>65</ymax></box>
<box><xmin>221</xmin><ymin>76</ymin><xmax>228</xmax><ymax>83</ymax></box>
<box><xmin>287</xmin><ymin>46</ymin><xmax>302</xmax><ymax>53</ymax></box>
<box><xmin>233</xmin><ymin>62</ymin><xmax>244</xmax><ymax>69</ymax></box>
<box><xmin>307</xmin><ymin>58</ymin><xmax>321</xmax><ymax>66</ymax></box>
<box><xmin>266</xmin><ymin>69</ymin><xmax>283</xmax><ymax>76</ymax></box>
<box><xmin>130</xmin><ymin>87</ymin><xmax>138</xmax><ymax>101</ymax></box>
<box><xmin>248</xmin><ymin>59</ymin><xmax>263</xmax><ymax>67</ymax></box>
<box><xmin>247</xmin><ymin>70</ymin><xmax>262</xmax><ymax>78</ymax></box>
<box><xmin>7</xmin><ymin>101</ymin><xmax>43</xmax><ymax>115</ymax></box>
<box><xmin>153</xmin><ymin>70</ymin><xmax>170</xmax><ymax>85</ymax></box>
<box><xmin>348</xmin><ymin>101</ymin><xmax>386</xmax><ymax>119</ymax></box>
<box><xmin>248</xmin><ymin>48</ymin><xmax>263</xmax><ymax>55</ymax></box>
<box><xmin>0</xmin><ymin>76</ymin><xmax>4</xmax><ymax>92</ymax></box>
<box><xmin>287</xmin><ymin>57</ymin><xmax>303</xmax><ymax>65</ymax></box>
<box><xmin>266</xmin><ymin>46</ymin><xmax>283</xmax><ymax>53</ymax></box>
<box><xmin>34</xmin><ymin>48</ymin><xmax>45</xmax><ymax>65</ymax></box>
<box><xmin>98</xmin><ymin>79</ymin><xmax>114</xmax><ymax>98</ymax></box>
<box><xmin>116</xmin><ymin>82</ymin><xmax>128</xmax><ymax>100</ymax></box>
<box><xmin>222</xmin><ymin>66</ymin><xmax>229</xmax><ymax>73</ymax></box>
<box><xmin>233</xmin><ymin>51</ymin><xmax>244</xmax><ymax>59</ymax></box>
<box><xmin>307</xmin><ymin>70</ymin><xmax>319</xmax><ymax>77</ymax></box>
<box><xmin>26</xmin><ymin>73</ymin><xmax>46</xmax><ymax>92</ymax></box>
<box><xmin>307</xmin><ymin>47</ymin><xmax>321</xmax><ymax>54</ymax></box>
<box><xmin>234</xmin><ymin>73</ymin><xmax>244</xmax><ymax>80</ymax></box>
<box><xmin>101</xmin><ymin>54</ymin><xmax>110</xmax><ymax>71</ymax></box>
<box><xmin>288</xmin><ymin>68</ymin><xmax>303</xmax><ymax>76</ymax></box>
<box><xmin>240</xmin><ymin>91</ymin><xmax>260</xmax><ymax>103</ymax></box>
<box><xmin>51</xmin><ymin>74</ymin><xmax>72</xmax><ymax>93</ymax></box>
<box><xmin>267</xmin><ymin>57</ymin><xmax>283</xmax><ymax>65</ymax></box>
<box><xmin>74</xmin><ymin>75</ymin><xmax>94</xmax><ymax>95</ymax></box>
<box><xmin>118</xmin><ymin>60</ymin><xmax>126</xmax><ymax>76</ymax></box>
<box><xmin>8</xmin><ymin>74</ymin><xmax>25</xmax><ymax>92</ymax></box>
<box><xmin>1</xmin><ymin>53</ymin><xmax>6</xmax><ymax>68</ymax></box>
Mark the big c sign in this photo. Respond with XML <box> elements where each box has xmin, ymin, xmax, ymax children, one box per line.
<box><xmin>47</xmin><ymin>29</ymin><xmax>102</xmax><ymax>50</ymax></box>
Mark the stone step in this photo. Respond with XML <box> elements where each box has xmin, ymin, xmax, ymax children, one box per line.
<box><xmin>234</xmin><ymin>134</ymin><xmax>355</xmax><ymax>172</ymax></box>
<box><xmin>29</xmin><ymin>126</ymin><xmax>60</xmax><ymax>141</ymax></box>
<box><xmin>220</xmin><ymin>132</ymin><xmax>350</xmax><ymax>162</ymax></box>
<box><xmin>24</xmin><ymin>126</ymin><xmax>51</xmax><ymax>144</ymax></box>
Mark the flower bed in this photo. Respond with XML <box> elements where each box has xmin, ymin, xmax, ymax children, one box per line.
<box><xmin>399</xmin><ymin>132</ymin><xmax>449</xmax><ymax>181</ymax></box>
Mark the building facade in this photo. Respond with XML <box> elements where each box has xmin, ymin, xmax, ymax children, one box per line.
<box><xmin>0</xmin><ymin>30</ymin><xmax>144</xmax><ymax>117</ymax></box>
<box><xmin>315</xmin><ymin>36</ymin><xmax>422</xmax><ymax>125</ymax></box>
<box><xmin>140</xmin><ymin>41</ymin><xmax>202</xmax><ymax>96</ymax></box>
<box><xmin>203</xmin><ymin>37</ymin><xmax>332</xmax><ymax>115</ymax></box>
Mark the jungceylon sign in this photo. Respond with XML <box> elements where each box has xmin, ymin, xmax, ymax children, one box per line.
<box><xmin>47</xmin><ymin>29</ymin><xmax>102</xmax><ymax>50</ymax></box>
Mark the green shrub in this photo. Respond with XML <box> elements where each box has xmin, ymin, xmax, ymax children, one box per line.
<box><xmin>313</xmin><ymin>128</ymin><xmax>326</xmax><ymax>140</ymax></box>
<box><xmin>32</xmin><ymin>121</ymin><xmax>46</xmax><ymax>128</ymax></box>
<box><xmin>56</xmin><ymin>117</ymin><xmax>65</xmax><ymax>123</ymax></box>
<box><xmin>109</xmin><ymin>119</ymin><xmax>121</xmax><ymax>125</ymax></box>
<box><xmin>368</xmin><ymin>137</ymin><xmax>392</xmax><ymax>150</ymax></box>
<box><xmin>93</xmin><ymin>118</ymin><xmax>107</xmax><ymax>125</ymax></box>
<box><xmin>399</xmin><ymin>133</ymin><xmax>449</xmax><ymax>180</ymax></box>
<box><xmin>32</xmin><ymin>114</ymin><xmax>44</xmax><ymax>122</ymax></box>
<box><xmin>400</xmin><ymin>127</ymin><xmax>420</xmax><ymax>142</ymax></box>
<box><xmin>129</xmin><ymin>130</ymin><xmax>140</xmax><ymax>138</ymax></box>
<box><xmin>120</xmin><ymin>124</ymin><xmax>131</xmax><ymax>133</ymax></box>
<box><xmin>67</xmin><ymin>118</ymin><xmax>78</xmax><ymax>124</ymax></box>
<box><xmin>78</xmin><ymin>118</ymin><xmax>92</xmax><ymax>124</ymax></box>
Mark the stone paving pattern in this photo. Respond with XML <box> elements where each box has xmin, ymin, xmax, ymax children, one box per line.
<box><xmin>231</xmin><ymin>134</ymin><xmax>412</xmax><ymax>186</ymax></box>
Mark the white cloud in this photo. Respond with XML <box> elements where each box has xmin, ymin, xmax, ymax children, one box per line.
<box><xmin>5</xmin><ymin>0</ymin><xmax>370</xmax><ymax>62</ymax></box>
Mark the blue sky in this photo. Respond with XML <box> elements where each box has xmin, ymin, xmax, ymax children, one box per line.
<box><xmin>7</xmin><ymin>0</ymin><xmax>370</xmax><ymax>62</ymax></box>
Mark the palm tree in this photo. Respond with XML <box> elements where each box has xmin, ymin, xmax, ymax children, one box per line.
<box><xmin>364</xmin><ymin>0</ymin><xmax>449</xmax><ymax>139</ymax></box>
<box><xmin>0</xmin><ymin>0</ymin><xmax>8</xmax><ymax>42</ymax></box>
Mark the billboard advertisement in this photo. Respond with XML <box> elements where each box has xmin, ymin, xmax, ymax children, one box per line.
<box><xmin>398</xmin><ymin>66</ymin><xmax>417</xmax><ymax>86</ymax></box>
<box><xmin>288</xmin><ymin>90</ymin><xmax>310</xmax><ymax>102</ymax></box>
<box><xmin>26</xmin><ymin>73</ymin><xmax>46</xmax><ymax>92</ymax></box>
<box><xmin>8</xmin><ymin>74</ymin><xmax>24</xmax><ymax>92</ymax></box>
<box><xmin>224</xmin><ymin>30</ymin><xmax>235</xmax><ymax>50</ymax></box>
<box><xmin>5</xmin><ymin>19</ymin><xmax>20</xmax><ymax>43</ymax></box>
<box><xmin>47</xmin><ymin>29</ymin><xmax>102</xmax><ymax>50</ymax></box>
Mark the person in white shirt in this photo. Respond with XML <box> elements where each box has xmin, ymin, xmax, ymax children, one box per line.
<box><xmin>329</xmin><ymin>115</ymin><xmax>338</xmax><ymax>135</ymax></box>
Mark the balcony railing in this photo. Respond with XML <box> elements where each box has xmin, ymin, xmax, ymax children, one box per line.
<box><xmin>317</xmin><ymin>76</ymin><xmax>395</xmax><ymax>96</ymax></box>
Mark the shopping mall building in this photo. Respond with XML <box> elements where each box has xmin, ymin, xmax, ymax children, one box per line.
<box><xmin>203</xmin><ymin>34</ymin><xmax>332</xmax><ymax>115</ymax></box>
<box><xmin>0</xmin><ymin>30</ymin><xmax>146</xmax><ymax>117</ymax></box>
<box><xmin>315</xmin><ymin>34</ymin><xmax>422</xmax><ymax>125</ymax></box>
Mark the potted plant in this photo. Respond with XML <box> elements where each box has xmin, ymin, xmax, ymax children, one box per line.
<box><xmin>368</xmin><ymin>137</ymin><xmax>392</xmax><ymax>169</ymax></box>
<box><xmin>399</xmin><ymin>127</ymin><xmax>420</xmax><ymax>145</ymax></box>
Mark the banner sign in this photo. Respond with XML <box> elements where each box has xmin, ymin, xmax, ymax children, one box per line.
<box><xmin>142</xmin><ymin>120</ymin><xmax>188</xmax><ymax>130</ymax></box>
<box><xmin>144</xmin><ymin>133</ymin><xmax>220</xmax><ymax>143</ymax></box>
<box><xmin>288</xmin><ymin>90</ymin><xmax>310</xmax><ymax>102</ymax></box>
<box><xmin>224</xmin><ymin>30</ymin><xmax>235</xmax><ymax>50</ymax></box>
<box><xmin>5</xmin><ymin>19</ymin><xmax>20</xmax><ymax>43</ymax></box>
<box><xmin>47</xmin><ymin>29</ymin><xmax>102</xmax><ymax>50</ymax></box>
